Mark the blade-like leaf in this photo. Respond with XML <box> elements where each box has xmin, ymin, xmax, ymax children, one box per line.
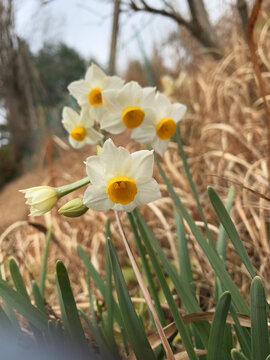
<box><xmin>175</xmin><ymin>127</ymin><xmax>214</xmax><ymax>246</ymax></box>
<box><xmin>155</xmin><ymin>158</ymin><xmax>250</xmax><ymax>315</ymax></box>
<box><xmin>229</xmin><ymin>304</ymin><xmax>251</xmax><ymax>358</ymax></box>
<box><xmin>104</xmin><ymin>221</ymin><xmax>121</xmax><ymax>358</ymax></box>
<box><xmin>208</xmin><ymin>291</ymin><xmax>231</xmax><ymax>360</ymax></box>
<box><xmin>175</xmin><ymin>208</ymin><xmax>194</xmax><ymax>288</ymax></box>
<box><xmin>133</xmin><ymin>209</ymin><xmax>210</xmax><ymax>347</ymax></box>
<box><xmin>40</xmin><ymin>224</ymin><xmax>52</xmax><ymax>297</ymax></box>
<box><xmin>127</xmin><ymin>213</ymin><xmax>166</xmax><ymax>326</ymax></box>
<box><xmin>79</xmin><ymin>308</ymin><xmax>113</xmax><ymax>359</ymax></box>
<box><xmin>251</xmin><ymin>276</ymin><xmax>269</xmax><ymax>360</ymax></box>
<box><xmin>129</xmin><ymin>213</ymin><xmax>197</xmax><ymax>359</ymax></box>
<box><xmin>55</xmin><ymin>261</ymin><xmax>86</xmax><ymax>348</ymax></box>
<box><xmin>208</xmin><ymin>186</ymin><xmax>256</xmax><ymax>278</ymax></box>
<box><xmin>216</xmin><ymin>186</ymin><xmax>235</xmax><ymax>260</ymax></box>
<box><xmin>0</xmin><ymin>278</ymin><xmax>48</xmax><ymax>331</ymax></box>
<box><xmin>77</xmin><ymin>244</ymin><xmax>123</xmax><ymax>328</ymax></box>
<box><xmin>231</xmin><ymin>349</ymin><xmax>249</xmax><ymax>360</ymax></box>
<box><xmin>9</xmin><ymin>258</ymin><xmax>30</xmax><ymax>301</ymax></box>
<box><xmin>32</xmin><ymin>280</ymin><xmax>46</xmax><ymax>314</ymax></box>
<box><xmin>108</xmin><ymin>239</ymin><xmax>156</xmax><ymax>360</ymax></box>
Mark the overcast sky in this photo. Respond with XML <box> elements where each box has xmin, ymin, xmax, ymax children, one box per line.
<box><xmin>13</xmin><ymin>0</ymin><xmax>234</xmax><ymax>75</ymax></box>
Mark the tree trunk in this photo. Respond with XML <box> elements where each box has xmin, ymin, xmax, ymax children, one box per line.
<box><xmin>108</xmin><ymin>0</ymin><xmax>121</xmax><ymax>75</ymax></box>
<box><xmin>237</xmin><ymin>0</ymin><xmax>249</xmax><ymax>42</ymax></box>
<box><xmin>187</xmin><ymin>0</ymin><xmax>224</xmax><ymax>58</ymax></box>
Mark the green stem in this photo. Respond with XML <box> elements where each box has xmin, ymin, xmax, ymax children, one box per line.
<box><xmin>56</xmin><ymin>177</ymin><xmax>90</xmax><ymax>198</ymax></box>
<box><xmin>40</xmin><ymin>224</ymin><xmax>52</xmax><ymax>297</ymax></box>
<box><xmin>175</xmin><ymin>127</ymin><xmax>214</xmax><ymax>247</ymax></box>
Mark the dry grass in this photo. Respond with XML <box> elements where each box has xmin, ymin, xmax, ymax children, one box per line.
<box><xmin>1</xmin><ymin>9</ymin><xmax>270</xmax><ymax>340</ymax></box>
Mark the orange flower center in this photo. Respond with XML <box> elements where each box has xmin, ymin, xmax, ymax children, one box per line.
<box><xmin>106</xmin><ymin>176</ymin><xmax>137</xmax><ymax>204</ymax></box>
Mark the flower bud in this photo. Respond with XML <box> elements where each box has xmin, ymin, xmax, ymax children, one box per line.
<box><xmin>20</xmin><ymin>186</ymin><xmax>58</xmax><ymax>216</ymax></box>
<box><xmin>58</xmin><ymin>198</ymin><xmax>88</xmax><ymax>218</ymax></box>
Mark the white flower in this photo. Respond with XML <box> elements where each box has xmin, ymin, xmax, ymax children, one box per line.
<box><xmin>67</xmin><ymin>63</ymin><xmax>124</xmax><ymax>122</ymax></box>
<box><xmin>131</xmin><ymin>92</ymin><xmax>187</xmax><ymax>156</ymax></box>
<box><xmin>20</xmin><ymin>186</ymin><xmax>58</xmax><ymax>216</ymax></box>
<box><xmin>100</xmin><ymin>81</ymin><xmax>156</xmax><ymax>134</ymax></box>
<box><xmin>62</xmin><ymin>106</ymin><xmax>103</xmax><ymax>149</ymax></box>
<box><xmin>83</xmin><ymin>138</ymin><xmax>161</xmax><ymax>212</ymax></box>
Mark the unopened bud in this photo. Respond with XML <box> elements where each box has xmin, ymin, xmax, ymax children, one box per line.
<box><xmin>58</xmin><ymin>198</ymin><xmax>88</xmax><ymax>218</ymax></box>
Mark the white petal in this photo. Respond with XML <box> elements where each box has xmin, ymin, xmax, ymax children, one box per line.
<box><xmin>131</xmin><ymin>125</ymin><xmax>155</xmax><ymax>143</ymax></box>
<box><xmin>117</xmin><ymin>81</ymin><xmax>142</xmax><ymax>108</ymax></box>
<box><xmin>106</xmin><ymin>75</ymin><xmax>125</xmax><ymax>90</ymax></box>
<box><xmin>141</xmin><ymin>87</ymin><xmax>156</xmax><ymax>107</ymax></box>
<box><xmin>68</xmin><ymin>136</ymin><xmax>85</xmax><ymax>149</ymax></box>
<box><xmin>155</xmin><ymin>92</ymin><xmax>171</xmax><ymax>109</ymax></box>
<box><xmin>135</xmin><ymin>179</ymin><xmax>161</xmax><ymax>205</ymax></box>
<box><xmin>80</xmin><ymin>106</ymin><xmax>95</xmax><ymax>127</ymax></box>
<box><xmin>83</xmin><ymin>185</ymin><xmax>113</xmax><ymax>210</ymax></box>
<box><xmin>62</xmin><ymin>107</ymin><xmax>79</xmax><ymax>132</ymax></box>
<box><xmin>86</xmin><ymin>128</ymin><xmax>103</xmax><ymax>145</ymax></box>
<box><xmin>68</xmin><ymin>80</ymin><xmax>90</xmax><ymax>105</ymax></box>
<box><xmin>90</xmin><ymin>106</ymin><xmax>105</xmax><ymax>123</ymax></box>
<box><xmin>112</xmin><ymin>201</ymin><xmax>137</xmax><ymax>212</ymax></box>
<box><xmin>100</xmin><ymin>113</ymin><xmax>125</xmax><ymax>134</ymax></box>
<box><xmin>85</xmin><ymin>63</ymin><xmax>106</xmax><ymax>86</ymax></box>
<box><xmin>170</xmin><ymin>103</ymin><xmax>187</xmax><ymax>122</ymax></box>
<box><xmin>152</xmin><ymin>137</ymin><xmax>169</xmax><ymax>156</ymax></box>
<box><xmin>102</xmin><ymin>89</ymin><xmax>122</xmax><ymax>112</ymax></box>
<box><xmin>100</xmin><ymin>138</ymin><xmax>132</xmax><ymax>177</ymax></box>
<box><xmin>85</xmin><ymin>156</ymin><xmax>106</xmax><ymax>185</ymax></box>
<box><xmin>129</xmin><ymin>150</ymin><xmax>154</xmax><ymax>184</ymax></box>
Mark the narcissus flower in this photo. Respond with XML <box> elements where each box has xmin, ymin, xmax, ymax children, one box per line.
<box><xmin>83</xmin><ymin>138</ymin><xmax>161</xmax><ymax>212</ymax></box>
<box><xmin>100</xmin><ymin>81</ymin><xmax>156</xmax><ymax>134</ymax></box>
<box><xmin>131</xmin><ymin>92</ymin><xmax>187</xmax><ymax>156</ymax></box>
<box><xmin>68</xmin><ymin>63</ymin><xmax>124</xmax><ymax>121</ymax></box>
<box><xmin>20</xmin><ymin>186</ymin><xmax>58</xmax><ymax>216</ymax></box>
<box><xmin>62</xmin><ymin>106</ymin><xmax>103</xmax><ymax>149</ymax></box>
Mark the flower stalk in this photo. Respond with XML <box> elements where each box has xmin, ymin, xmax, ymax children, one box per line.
<box><xmin>56</xmin><ymin>177</ymin><xmax>90</xmax><ymax>198</ymax></box>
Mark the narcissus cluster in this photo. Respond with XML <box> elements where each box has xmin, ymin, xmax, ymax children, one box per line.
<box><xmin>21</xmin><ymin>63</ymin><xmax>187</xmax><ymax>216</ymax></box>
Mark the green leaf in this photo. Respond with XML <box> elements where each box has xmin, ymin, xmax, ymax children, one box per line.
<box><xmin>104</xmin><ymin>221</ymin><xmax>121</xmax><ymax>358</ymax></box>
<box><xmin>108</xmin><ymin>239</ymin><xmax>156</xmax><ymax>360</ymax></box>
<box><xmin>175</xmin><ymin>127</ymin><xmax>214</xmax><ymax>246</ymax></box>
<box><xmin>230</xmin><ymin>305</ymin><xmax>251</xmax><ymax>358</ymax></box>
<box><xmin>175</xmin><ymin>208</ymin><xmax>194</xmax><ymax>288</ymax></box>
<box><xmin>9</xmin><ymin>258</ymin><xmax>30</xmax><ymax>301</ymax></box>
<box><xmin>2</xmin><ymin>299</ymin><xmax>21</xmax><ymax>331</ymax></box>
<box><xmin>155</xmin><ymin>158</ymin><xmax>250</xmax><ymax>315</ymax></box>
<box><xmin>231</xmin><ymin>349</ymin><xmax>249</xmax><ymax>360</ymax></box>
<box><xmin>79</xmin><ymin>308</ymin><xmax>113</xmax><ymax>359</ymax></box>
<box><xmin>251</xmin><ymin>276</ymin><xmax>269</xmax><ymax>360</ymax></box>
<box><xmin>77</xmin><ymin>244</ymin><xmax>123</xmax><ymax>328</ymax></box>
<box><xmin>208</xmin><ymin>187</ymin><xmax>256</xmax><ymax>278</ymax></box>
<box><xmin>216</xmin><ymin>186</ymin><xmax>235</xmax><ymax>260</ymax></box>
<box><xmin>40</xmin><ymin>224</ymin><xmax>52</xmax><ymax>297</ymax></box>
<box><xmin>0</xmin><ymin>304</ymin><xmax>13</xmax><ymax>332</ymax></box>
<box><xmin>208</xmin><ymin>291</ymin><xmax>231</xmax><ymax>360</ymax></box>
<box><xmin>133</xmin><ymin>209</ymin><xmax>210</xmax><ymax>347</ymax></box>
<box><xmin>130</xmin><ymin>212</ymin><xmax>197</xmax><ymax>359</ymax></box>
<box><xmin>55</xmin><ymin>261</ymin><xmax>86</xmax><ymax>348</ymax></box>
<box><xmin>0</xmin><ymin>278</ymin><xmax>48</xmax><ymax>331</ymax></box>
<box><xmin>127</xmin><ymin>213</ymin><xmax>166</xmax><ymax>327</ymax></box>
<box><xmin>32</xmin><ymin>280</ymin><xmax>46</xmax><ymax>314</ymax></box>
